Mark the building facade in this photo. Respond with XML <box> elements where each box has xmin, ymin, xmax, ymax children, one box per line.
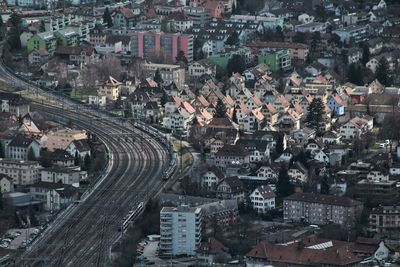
<box><xmin>131</xmin><ymin>31</ymin><xmax>194</xmax><ymax>63</ymax></box>
<box><xmin>284</xmin><ymin>192</ymin><xmax>363</xmax><ymax>226</ymax></box>
<box><xmin>0</xmin><ymin>158</ymin><xmax>41</xmax><ymax>185</ymax></box>
<box><xmin>160</xmin><ymin>206</ymin><xmax>202</xmax><ymax>256</ymax></box>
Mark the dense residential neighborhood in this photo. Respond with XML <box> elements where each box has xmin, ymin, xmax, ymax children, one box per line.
<box><xmin>0</xmin><ymin>0</ymin><xmax>400</xmax><ymax>265</ymax></box>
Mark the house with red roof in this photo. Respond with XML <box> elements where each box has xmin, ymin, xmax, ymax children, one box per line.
<box><xmin>202</xmin><ymin>0</ymin><xmax>225</xmax><ymax>18</ymax></box>
<box><xmin>328</xmin><ymin>93</ymin><xmax>347</xmax><ymax>116</ymax></box>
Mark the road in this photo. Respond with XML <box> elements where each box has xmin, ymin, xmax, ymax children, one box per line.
<box><xmin>0</xmin><ymin>46</ymin><xmax>173</xmax><ymax>266</ymax></box>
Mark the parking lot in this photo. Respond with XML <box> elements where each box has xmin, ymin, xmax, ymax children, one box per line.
<box><xmin>134</xmin><ymin>240</ymin><xmax>198</xmax><ymax>267</ymax></box>
<box><xmin>0</xmin><ymin>227</ymin><xmax>43</xmax><ymax>250</ymax></box>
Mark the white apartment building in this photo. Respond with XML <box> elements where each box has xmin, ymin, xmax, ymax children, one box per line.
<box><xmin>160</xmin><ymin>206</ymin><xmax>202</xmax><ymax>256</ymax></box>
<box><xmin>0</xmin><ymin>158</ymin><xmax>41</xmax><ymax>185</ymax></box>
<box><xmin>339</xmin><ymin>116</ymin><xmax>370</xmax><ymax>140</ymax></box>
<box><xmin>250</xmin><ymin>185</ymin><xmax>276</xmax><ymax>213</ymax></box>
<box><xmin>41</xmin><ymin>167</ymin><xmax>87</xmax><ymax>185</ymax></box>
<box><xmin>142</xmin><ymin>63</ymin><xmax>186</xmax><ymax>89</ymax></box>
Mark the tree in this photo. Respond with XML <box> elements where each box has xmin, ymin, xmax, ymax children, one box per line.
<box><xmin>320</xmin><ymin>175</ymin><xmax>330</xmax><ymax>194</ymax></box>
<box><xmin>103</xmin><ymin>8</ymin><xmax>113</xmax><ymax>28</ymax></box>
<box><xmin>153</xmin><ymin>68</ymin><xmax>163</xmax><ymax>88</ymax></box>
<box><xmin>227</xmin><ymin>54</ymin><xmax>246</xmax><ymax>76</ymax></box>
<box><xmin>315</xmin><ymin>5</ymin><xmax>327</xmax><ymax>21</ymax></box>
<box><xmin>262</xmin><ymin>28</ymin><xmax>274</xmax><ymax>41</ymax></box>
<box><xmin>306</xmin><ymin>98</ymin><xmax>324</xmax><ymax>131</ymax></box>
<box><xmin>294</xmin><ymin>32</ymin><xmax>306</xmax><ymax>43</ymax></box>
<box><xmin>232</xmin><ymin>107</ymin><xmax>238</xmax><ymax>123</ymax></box>
<box><xmin>376</xmin><ymin>57</ymin><xmax>390</xmax><ymax>86</ymax></box>
<box><xmin>277</xmin><ymin>77</ymin><xmax>285</xmax><ymax>93</ymax></box>
<box><xmin>275</xmin><ymin>26</ymin><xmax>284</xmax><ymax>42</ymax></box>
<box><xmin>379</xmin><ymin>112</ymin><xmax>400</xmax><ymax>149</ymax></box>
<box><xmin>276</xmin><ymin>166</ymin><xmax>294</xmax><ymax>198</ymax></box>
<box><xmin>83</xmin><ymin>154</ymin><xmax>91</xmax><ymax>171</ymax></box>
<box><xmin>214</xmin><ymin>98</ymin><xmax>227</xmax><ymax>118</ymax></box>
<box><xmin>347</xmin><ymin>63</ymin><xmax>363</xmax><ymax>85</ymax></box>
<box><xmin>175</xmin><ymin>50</ymin><xmax>188</xmax><ymax>65</ymax></box>
<box><xmin>39</xmin><ymin>20</ymin><xmax>46</xmax><ymax>32</ymax></box>
<box><xmin>74</xmin><ymin>151</ymin><xmax>81</xmax><ymax>166</ymax></box>
<box><xmin>275</xmin><ymin>133</ymin><xmax>284</xmax><ymax>155</ymax></box>
<box><xmin>362</xmin><ymin>44</ymin><xmax>370</xmax><ymax>65</ymax></box>
<box><xmin>225</xmin><ymin>31</ymin><xmax>239</xmax><ymax>46</ymax></box>
<box><xmin>9</xmin><ymin>12</ymin><xmax>21</xmax><ymax>28</ymax></box>
<box><xmin>0</xmin><ymin>15</ymin><xmax>3</xmax><ymax>28</ymax></box>
<box><xmin>0</xmin><ymin>144</ymin><xmax>3</xmax><ymax>158</ymax></box>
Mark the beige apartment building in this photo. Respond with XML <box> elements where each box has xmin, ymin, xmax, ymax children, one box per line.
<box><xmin>0</xmin><ymin>158</ymin><xmax>41</xmax><ymax>185</ymax></box>
<box><xmin>46</xmin><ymin>128</ymin><xmax>87</xmax><ymax>152</ymax></box>
<box><xmin>369</xmin><ymin>205</ymin><xmax>400</xmax><ymax>234</ymax></box>
<box><xmin>284</xmin><ymin>192</ymin><xmax>363</xmax><ymax>226</ymax></box>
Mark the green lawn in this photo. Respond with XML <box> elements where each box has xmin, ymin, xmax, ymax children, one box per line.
<box><xmin>70</xmin><ymin>88</ymin><xmax>89</xmax><ymax>102</ymax></box>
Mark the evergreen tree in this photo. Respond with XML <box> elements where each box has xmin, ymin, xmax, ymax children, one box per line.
<box><xmin>347</xmin><ymin>63</ymin><xmax>363</xmax><ymax>85</ymax></box>
<box><xmin>39</xmin><ymin>20</ymin><xmax>46</xmax><ymax>32</ymax></box>
<box><xmin>294</xmin><ymin>32</ymin><xmax>306</xmax><ymax>43</ymax></box>
<box><xmin>0</xmin><ymin>144</ymin><xmax>3</xmax><ymax>158</ymax></box>
<box><xmin>175</xmin><ymin>50</ymin><xmax>188</xmax><ymax>64</ymax></box>
<box><xmin>160</xmin><ymin>91</ymin><xmax>168</xmax><ymax>107</ymax></box>
<box><xmin>103</xmin><ymin>8</ymin><xmax>113</xmax><ymax>28</ymax></box>
<box><xmin>84</xmin><ymin>154</ymin><xmax>91</xmax><ymax>171</ymax></box>
<box><xmin>276</xmin><ymin>166</ymin><xmax>294</xmax><ymax>198</ymax></box>
<box><xmin>306</xmin><ymin>98</ymin><xmax>324</xmax><ymax>131</ymax></box>
<box><xmin>227</xmin><ymin>54</ymin><xmax>246</xmax><ymax>76</ymax></box>
<box><xmin>262</xmin><ymin>28</ymin><xmax>274</xmax><ymax>41</ymax></box>
<box><xmin>232</xmin><ymin>107</ymin><xmax>238</xmax><ymax>123</ymax></box>
<box><xmin>9</xmin><ymin>13</ymin><xmax>21</xmax><ymax>28</ymax></box>
<box><xmin>320</xmin><ymin>175</ymin><xmax>330</xmax><ymax>194</ymax></box>
<box><xmin>154</xmin><ymin>68</ymin><xmax>164</xmax><ymax>88</ymax></box>
<box><xmin>275</xmin><ymin>26</ymin><xmax>284</xmax><ymax>42</ymax></box>
<box><xmin>214</xmin><ymin>98</ymin><xmax>227</xmax><ymax>118</ymax></box>
<box><xmin>376</xmin><ymin>57</ymin><xmax>390</xmax><ymax>86</ymax></box>
<box><xmin>7</xmin><ymin>14</ymin><xmax>22</xmax><ymax>50</ymax></box>
<box><xmin>0</xmin><ymin>15</ymin><xmax>3</xmax><ymax>27</ymax></box>
<box><xmin>231</xmin><ymin>2</ymin><xmax>236</xmax><ymax>14</ymax></box>
<box><xmin>275</xmin><ymin>133</ymin><xmax>284</xmax><ymax>155</ymax></box>
<box><xmin>74</xmin><ymin>151</ymin><xmax>81</xmax><ymax>166</ymax></box>
<box><xmin>362</xmin><ymin>44</ymin><xmax>370</xmax><ymax>65</ymax></box>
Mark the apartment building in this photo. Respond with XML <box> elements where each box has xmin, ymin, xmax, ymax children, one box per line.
<box><xmin>0</xmin><ymin>158</ymin><xmax>41</xmax><ymax>185</ymax></box>
<box><xmin>284</xmin><ymin>192</ymin><xmax>363</xmax><ymax>226</ymax></box>
<box><xmin>0</xmin><ymin>92</ymin><xmax>30</xmax><ymax>117</ymax></box>
<box><xmin>46</xmin><ymin>128</ymin><xmax>87</xmax><ymax>151</ymax></box>
<box><xmin>333</xmin><ymin>25</ymin><xmax>368</xmax><ymax>44</ymax></box>
<box><xmin>160</xmin><ymin>206</ymin><xmax>202</xmax><ymax>256</ymax></box>
<box><xmin>250</xmin><ymin>185</ymin><xmax>276</xmax><ymax>213</ymax></box>
<box><xmin>142</xmin><ymin>63</ymin><xmax>185</xmax><ymax>89</ymax></box>
<box><xmin>369</xmin><ymin>205</ymin><xmax>400</xmax><ymax>234</ymax></box>
<box><xmin>183</xmin><ymin>6</ymin><xmax>211</xmax><ymax>26</ymax></box>
<box><xmin>131</xmin><ymin>31</ymin><xmax>194</xmax><ymax>63</ymax></box>
<box><xmin>41</xmin><ymin>167</ymin><xmax>87</xmax><ymax>185</ymax></box>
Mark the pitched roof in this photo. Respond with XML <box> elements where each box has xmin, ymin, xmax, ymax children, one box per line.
<box><xmin>102</xmin><ymin>76</ymin><xmax>122</xmax><ymax>86</ymax></box>
<box><xmin>247</xmin><ymin>240</ymin><xmax>362</xmax><ymax>266</ymax></box>
<box><xmin>204</xmin><ymin>165</ymin><xmax>225</xmax><ymax>179</ymax></box>
<box><xmin>8</xmin><ymin>135</ymin><xmax>37</xmax><ymax>148</ymax></box>
<box><xmin>219</xmin><ymin>176</ymin><xmax>244</xmax><ymax>192</ymax></box>
<box><xmin>255</xmin><ymin>185</ymin><xmax>276</xmax><ymax>199</ymax></box>
<box><xmin>215</xmin><ymin>144</ymin><xmax>249</xmax><ymax>157</ymax></box>
<box><xmin>199</xmin><ymin>237</ymin><xmax>229</xmax><ymax>255</ymax></box>
<box><xmin>69</xmin><ymin>139</ymin><xmax>90</xmax><ymax>152</ymax></box>
<box><xmin>285</xmin><ymin>192</ymin><xmax>362</xmax><ymax>207</ymax></box>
